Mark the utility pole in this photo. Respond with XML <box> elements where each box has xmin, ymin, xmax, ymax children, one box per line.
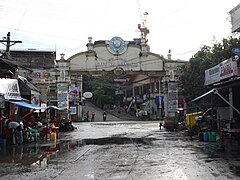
<box><xmin>0</xmin><ymin>32</ymin><xmax>22</xmax><ymax>59</ymax></box>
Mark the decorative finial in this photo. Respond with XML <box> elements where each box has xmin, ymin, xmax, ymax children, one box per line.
<box><xmin>60</xmin><ymin>53</ymin><xmax>65</xmax><ymax>59</ymax></box>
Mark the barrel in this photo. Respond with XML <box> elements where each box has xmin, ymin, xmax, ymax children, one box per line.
<box><xmin>203</xmin><ymin>132</ymin><xmax>209</xmax><ymax>142</ymax></box>
<box><xmin>50</xmin><ymin>132</ymin><xmax>56</xmax><ymax>142</ymax></box>
<box><xmin>208</xmin><ymin>132</ymin><xmax>216</xmax><ymax>142</ymax></box>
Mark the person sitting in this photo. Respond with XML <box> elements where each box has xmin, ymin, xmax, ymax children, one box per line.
<box><xmin>50</xmin><ymin>122</ymin><xmax>55</xmax><ymax>129</ymax></box>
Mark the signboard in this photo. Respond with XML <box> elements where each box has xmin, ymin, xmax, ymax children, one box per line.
<box><xmin>69</xmin><ymin>106</ymin><xmax>76</xmax><ymax>115</ymax></box>
<box><xmin>0</xmin><ymin>79</ymin><xmax>21</xmax><ymax>100</ymax></box>
<box><xmin>168</xmin><ymin>82</ymin><xmax>178</xmax><ymax>112</ymax></box>
<box><xmin>114</xmin><ymin>78</ymin><xmax>129</xmax><ymax>83</ymax></box>
<box><xmin>30</xmin><ymin>71</ymin><xmax>49</xmax><ymax>78</ymax></box>
<box><xmin>229</xmin><ymin>3</ymin><xmax>240</xmax><ymax>33</ymax></box>
<box><xmin>83</xmin><ymin>92</ymin><xmax>93</xmax><ymax>98</ymax></box>
<box><xmin>205</xmin><ymin>59</ymin><xmax>238</xmax><ymax>85</ymax></box>
<box><xmin>57</xmin><ymin>91</ymin><xmax>68</xmax><ymax>108</ymax></box>
<box><xmin>57</xmin><ymin>83</ymin><xmax>68</xmax><ymax>108</ymax></box>
<box><xmin>69</xmin><ymin>86</ymin><xmax>79</xmax><ymax>105</ymax></box>
<box><xmin>29</xmin><ymin>71</ymin><xmax>49</xmax><ymax>82</ymax></box>
<box><xmin>220</xmin><ymin>59</ymin><xmax>237</xmax><ymax>80</ymax></box>
<box><xmin>205</xmin><ymin>64</ymin><xmax>220</xmax><ymax>85</ymax></box>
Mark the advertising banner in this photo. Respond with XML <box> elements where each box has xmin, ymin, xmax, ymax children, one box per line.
<box><xmin>69</xmin><ymin>86</ymin><xmax>79</xmax><ymax>105</ymax></box>
<box><xmin>205</xmin><ymin>59</ymin><xmax>238</xmax><ymax>85</ymax></box>
<box><xmin>220</xmin><ymin>59</ymin><xmax>237</xmax><ymax>80</ymax></box>
<box><xmin>69</xmin><ymin>106</ymin><xmax>77</xmax><ymax>115</ymax></box>
<box><xmin>205</xmin><ymin>64</ymin><xmax>220</xmax><ymax>85</ymax></box>
<box><xmin>57</xmin><ymin>83</ymin><xmax>68</xmax><ymax>108</ymax></box>
<box><xmin>0</xmin><ymin>79</ymin><xmax>21</xmax><ymax>100</ymax></box>
<box><xmin>168</xmin><ymin>82</ymin><xmax>178</xmax><ymax>112</ymax></box>
<box><xmin>229</xmin><ymin>3</ymin><xmax>240</xmax><ymax>33</ymax></box>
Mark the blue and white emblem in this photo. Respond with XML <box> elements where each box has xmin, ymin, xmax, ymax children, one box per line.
<box><xmin>107</xmin><ymin>36</ymin><xmax>127</xmax><ymax>54</ymax></box>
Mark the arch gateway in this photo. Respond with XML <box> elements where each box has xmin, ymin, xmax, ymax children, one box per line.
<box><xmin>55</xmin><ymin>36</ymin><xmax>181</xmax><ymax>125</ymax></box>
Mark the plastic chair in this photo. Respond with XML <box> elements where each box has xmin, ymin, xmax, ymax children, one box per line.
<box><xmin>28</xmin><ymin>127</ymin><xmax>40</xmax><ymax>142</ymax></box>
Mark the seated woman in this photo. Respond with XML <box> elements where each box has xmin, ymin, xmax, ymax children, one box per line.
<box><xmin>49</xmin><ymin>122</ymin><xmax>55</xmax><ymax>129</ymax></box>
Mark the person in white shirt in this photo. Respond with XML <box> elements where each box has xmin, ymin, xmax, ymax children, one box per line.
<box><xmin>8</xmin><ymin>121</ymin><xmax>21</xmax><ymax>144</ymax></box>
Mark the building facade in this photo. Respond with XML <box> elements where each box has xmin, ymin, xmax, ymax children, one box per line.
<box><xmin>55</xmin><ymin>36</ymin><xmax>184</xmax><ymax>122</ymax></box>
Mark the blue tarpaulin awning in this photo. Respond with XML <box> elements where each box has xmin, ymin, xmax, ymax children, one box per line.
<box><xmin>9</xmin><ymin>101</ymin><xmax>48</xmax><ymax>110</ymax></box>
<box><xmin>48</xmin><ymin>106</ymin><xmax>68</xmax><ymax>111</ymax></box>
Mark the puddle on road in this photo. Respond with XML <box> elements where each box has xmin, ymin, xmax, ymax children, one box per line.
<box><xmin>2</xmin><ymin>135</ymin><xmax>240</xmax><ymax>178</ymax></box>
<box><xmin>0</xmin><ymin>136</ymin><xmax>153</xmax><ymax>170</ymax></box>
<box><xmin>82</xmin><ymin>137</ymin><xmax>154</xmax><ymax>145</ymax></box>
<box><xmin>184</xmin><ymin>140</ymin><xmax>240</xmax><ymax>178</ymax></box>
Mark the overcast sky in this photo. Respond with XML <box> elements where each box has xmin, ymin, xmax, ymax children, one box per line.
<box><xmin>0</xmin><ymin>0</ymin><xmax>239</xmax><ymax>61</ymax></box>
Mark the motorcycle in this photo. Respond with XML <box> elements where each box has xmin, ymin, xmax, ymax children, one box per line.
<box><xmin>59</xmin><ymin>118</ymin><xmax>77</xmax><ymax>132</ymax></box>
<box><xmin>103</xmin><ymin>112</ymin><xmax>107</xmax><ymax>121</ymax></box>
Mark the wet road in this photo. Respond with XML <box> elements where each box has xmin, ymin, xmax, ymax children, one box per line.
<box><xmin>1</xmin><ymin>121</ymin><xmax>240</xmax><ymax>180</ymax></box>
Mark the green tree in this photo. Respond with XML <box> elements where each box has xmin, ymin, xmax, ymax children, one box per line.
<box><xmin>91</xmin><ymin>72</ymin><xmax>118</xmax><ymax>108</ymax></box>
<box><xmin>179</xmin><ymin>36</ymin><xmax>240</xmax><ymax>103</ymax></box>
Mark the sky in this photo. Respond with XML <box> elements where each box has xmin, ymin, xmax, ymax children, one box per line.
<box><xmin>0</xmin><ymin>0</ymin><xmax>239</xmax><ymax>61</ymax></box>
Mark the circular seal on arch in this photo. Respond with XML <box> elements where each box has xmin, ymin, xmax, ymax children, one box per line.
<box><xmin>113</xmin><ymin>67</ymin><xmax>124</xmax><ymax>75</ymax></box>
<box><xmin>107</xmin><ymin>36</ymin><xmax>127</xmax><ymax>54</ymax></box>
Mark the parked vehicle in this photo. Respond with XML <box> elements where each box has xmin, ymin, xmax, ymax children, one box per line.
<box><xmin>59</xmin><ymin>118</ymin><xmax>77</xmax><ymax>132</ymax></box>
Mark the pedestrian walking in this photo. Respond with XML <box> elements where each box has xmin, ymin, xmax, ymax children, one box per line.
<box><xmin>91</xmin><ymin>111</ymin><xmax>95</xmax><ymax>122</ymax></box>
<box><xmin>86</xmin><ymin>111</ymin><xmax>89</xmax><ymax>121</ymax></box>
<box><xmin>159</xmin><ymin>122</ymin><xmax>163</xmax><ymax>130</ymax></box>
<box><xmin>147</xmin><ymin>108</ymin><xmax>151</xmax><ymax>120</ymax></box>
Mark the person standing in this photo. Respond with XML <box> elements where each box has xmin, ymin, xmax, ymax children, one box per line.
<box><xmin>91</xmin><ymin>112</ymin><xmax>95</xmax><ymax>122</ymax></box>
<box><xmin>16</xmin><ymin>121</ymin><xmax>24</xmax><ymax>144</ymax></box>
<box><xmin>147</xmin><ymin>108</ymin><xmax>151</xmax><ymax>121</ymax></box>
<box><xmin>159</xmin><ymin>122</ymin><xmax>163</xmax><ymax>130</ymax></box>
<box><xmin>7</xmin><ymin>120</ymin><xmax>20</xmax><ymax>145</ymax></box>
<box><xmin>86</xmin><ymin>111</ymin><xmax>89</xmax><ymax>121</ymax></box>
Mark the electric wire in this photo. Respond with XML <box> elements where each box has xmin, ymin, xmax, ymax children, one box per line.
<box><xmin>0</xmin><ymin>0</ymin><xmax>238</xmax><ymax>60</ymax></box>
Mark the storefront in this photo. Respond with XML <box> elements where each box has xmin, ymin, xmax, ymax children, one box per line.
<box><xmin>0</xmin><ymin>78</ymin><xmax>21</xmax><ymax>118</ymax></box>
<box><xmin>192</xmin><ymin>57</ymin><xmax>240</xmax><ymax>135</ymax></box>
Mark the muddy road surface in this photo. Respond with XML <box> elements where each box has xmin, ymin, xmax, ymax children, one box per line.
<box><xmin>1</xmin><ymin>121</ymin><xmax>240</xmax><ymax>180</ymax></box>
